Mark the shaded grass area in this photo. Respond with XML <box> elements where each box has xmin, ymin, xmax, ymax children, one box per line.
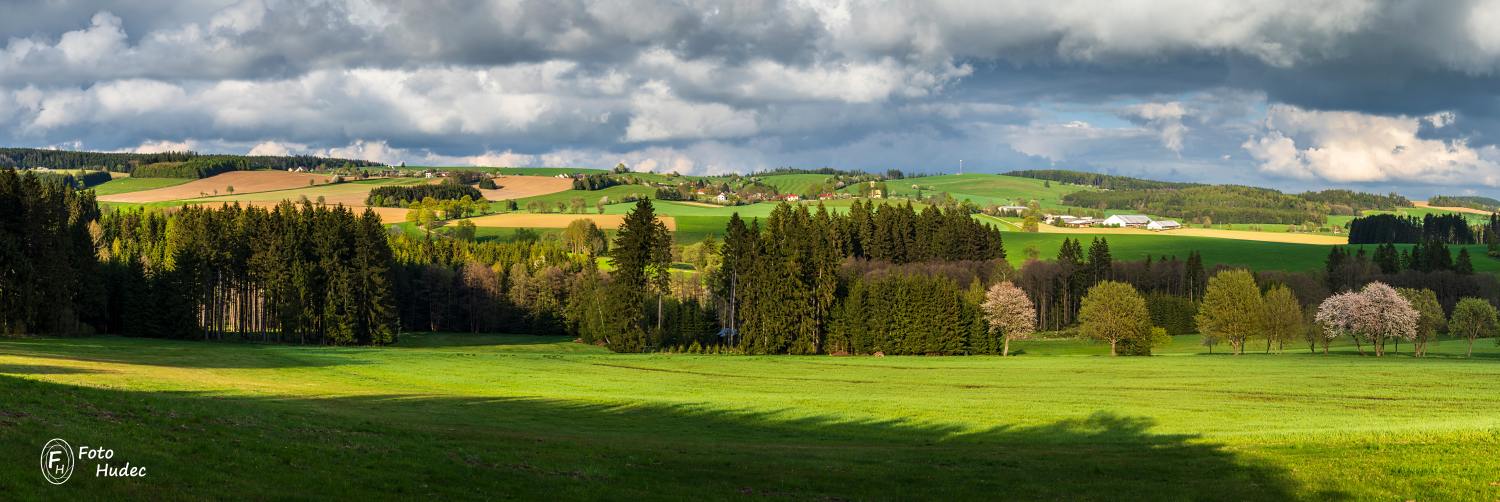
<box><xmin>2</xmin><ymin>334</ymin><xmax>1500</xmax><ymax>499</ymax></box>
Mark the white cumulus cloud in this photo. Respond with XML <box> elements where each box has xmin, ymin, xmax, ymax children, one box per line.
<box><xmin>1242</xmin><ymin>104</ymin><xmax>1500</xmax><ymax>186</ymax></box>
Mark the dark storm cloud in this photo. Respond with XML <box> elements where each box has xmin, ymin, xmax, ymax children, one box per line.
<box><xmin>4</xmin><ymin>0</ymin><xmax>1500</xmax><ymax>193</ymax></box>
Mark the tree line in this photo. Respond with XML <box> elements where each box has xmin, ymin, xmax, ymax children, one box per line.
<box><xmin>1428</xmin><ymin>195</ymin><xmax>1500</xmax><ymax>211</ymax></box>
<box><xmin>1005</xmin><ymin>169</ymin><xmax>1199</xmax><ymax>190</ymax></box>
<box><xmin>1346</xmin><ymin>213</ymin><xmax>1488</xmax><ymax>245</ymax></box>
<box><xmin>0</xmin><ymin>148</ymin><xmax>191</xmax><ymax>171</ymax></box>
<box><xmin>3</xmin><ymin>169</ymin><xmax>399</xmax><ymax>343</ymax></box>
<box><xmin>132</xmin><ymin>155</ymin><xmax>383</xmax><ymax>179</ymax></box>
<box><xmin>367</xmin><ymin>182</ymin><xmax>484</xmax><ymax>207</ymax></box>
<box><xmin>572</xmin><ymin>173</ymin><xmax>621</xmax><ymax>190</ymax></box>
<box><xmin>96</xmin><ymin>203</ymin><xmax>399</xmax><ymax>344</ymax></box>
<box><xmin>1062</xmin><ymin>185</ymin><xmax>1332</xmax><ymax>225</ymax></box>
<box><xmin>0</xmin><ymin>169</ymin><xmax>102</xmax><ymax>335</ymax></box>
<box><xmin>35</xmin><ymin>170</ymin><xmax>113</xmax><ymax>189</ymax></box>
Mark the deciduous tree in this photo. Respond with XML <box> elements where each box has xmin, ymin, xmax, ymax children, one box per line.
<box><xmin>1260</xmin><ymin>285</ymin><xmax>1302</xmax><ymax>353</ymax></box>
<box><xmin>1195</xmin><ymin>270</ymin><xmax>1262</xmax><ymax>355</ymax></box>
<box><xmin>1397</xmin><ymin>288</ymin><xmax>1444</xmax><ymax>357</ymax></box>
<box><xmin>1078</xmin><ymin>281</ymin><xmax>1151</xmax><ymax>356</ymax></box>
<box><xmin>1450</xmin><ymin>297</ymin><xmax>1498</xmax><ymax>357</ymax></box>
<box><xmin>981</xmin><ymin>281</ymin><xmax>1036</xmax><ymax>356</ymax></box>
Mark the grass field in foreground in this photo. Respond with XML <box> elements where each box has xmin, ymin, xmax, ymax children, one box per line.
<box><xmin>3</xmin><ymin>333</ymin><xmax>1500</xmax><ymax>500</ymax></box>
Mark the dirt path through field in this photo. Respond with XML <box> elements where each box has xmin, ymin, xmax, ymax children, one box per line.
<box><xmin>464</xmin><ymin>213</ymin><xmax>677</xmax><ymax>230</ymax></box>
<box><xmin>98</xmin><ymin>171</ymin><xmax>331</xmax><ymax>203</ymax></box>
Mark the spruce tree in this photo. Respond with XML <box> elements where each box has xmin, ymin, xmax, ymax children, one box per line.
<box><xmin>1456</xmin><ymin>248</ymin><xmax>1475</xmax><ymax>275</ymax></box>
<box><xmin>1087</xmin><ymin>237</ymin><xmax>1113</xmax><ymax>285</ymax></box>
<box><xmin>606</xmin><ymin>199</ymin><xmax>668</xmax><ymax>351</ymax></box>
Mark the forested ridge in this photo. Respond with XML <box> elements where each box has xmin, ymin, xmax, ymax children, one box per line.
<box><xmin>1062</xmin><ymin>185</ymin><xmax>1326</xmax><ymax>224</ymax></box>
<box><xmin>1005</xmin><ymin>169</ymin><xmax>1199</xmax><ymax>190</ymax></box>
<box><xmin>1429</xmin><ymin>195</ymin><xmax>1500</xmax><ymax>211</ymax></box>
<box><xmin>0</xmin><ymin>147</ymin><xmax>379</xmax><ymax>177</ymax></box>
<box><xmin>1008</xmin><ymin>169</ymin><xmax>1409</xmax><ymax>224</ymax></box>
<box><xmin>0</xmin><ymin>148</ymin><xmax>190</xmax><ymax>171</ymax></box>
<box><xmin>1062</xmin><ymin>185</ymin><xmax>1409</xmax><ymax>224</ymax></box>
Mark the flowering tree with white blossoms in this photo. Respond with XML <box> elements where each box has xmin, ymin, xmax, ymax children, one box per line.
<box><xmin>1357</xmin><ymin>283</ymin><xmax>1418</xmax><ymax>356</ymax></box>
<box><xmin>1315</xmin><ymin>292</ymin><xmax>1364</xmax><ymax>355</ymax></box>
<box><xmin>1314</xmin><ymin>282</ymin><xmax>1417</xmax><ymax>357</ymax></box>
<box><xmin>982</xmin><ymin>281</ymin><xmax>1037</xmax><ymax>356</ymax></box>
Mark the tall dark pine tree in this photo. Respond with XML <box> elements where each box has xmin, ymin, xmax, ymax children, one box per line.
<box><xmin>1056</xmin><ymin>238</ymin><xmax>1085</xmax><ymax>325</ymax></box>
<box><xmin>713</xmin><ymin>214</ymin><xmax>754</xmax><ymax>345</ymax></box>
<box><xmin>1456</xmin><ymin>248</ymin><xmax>1475</xmax><ymax>275</ymax></box>
<box><xmin>1184</xmin><ymin>251</ymin><xmax>1206</xmax><ymax>301</ymax></box>
<box><xmin>606</xmin><ymin>199</ymin><xmax>668</xmax><ymax>352</ymax></box>
<box><xmin>1087</xmin><ymin>237</ymin><xmax>1113</xmax><ymax>285</ymax></box>
<box><xmin>1373</xmin><ymin>242</ymin><xmax>1401</xmax><ymax>274</ymax></box>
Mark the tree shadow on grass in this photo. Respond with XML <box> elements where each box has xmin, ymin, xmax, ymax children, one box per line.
<box><xmin>0</xmin><ymin>363</ymin><xmax>103</xmax><ymax>375</ymax></box>
<box><xmin>0</xmin><ymin>336</ymin><xmax>367</xmax><ymax>369</ymax></box>
<box><xmin>0</xmin><ymin>375</ymin><xmax>1340</xmax><ymax>501</ymax></box>
<box><xmin>389</xmin><ymin>332</ymin><xmax>576</xmax><ymax>349</ymax></box>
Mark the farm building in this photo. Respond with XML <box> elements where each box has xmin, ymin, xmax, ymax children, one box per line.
<box><xmin>1146</xmin><ymin>220</ymin><xmax>1182</xmax><ymax>231</ymax></box>
<box><xmin>1101</xmin><ymin>214</ymin><xmax>1152</xmax><ymax>227</ymax></box>
<box><xmin>1045</xmin><ymin>214</ymin><xmax>1099</xmax><ymax>227</ymax></box>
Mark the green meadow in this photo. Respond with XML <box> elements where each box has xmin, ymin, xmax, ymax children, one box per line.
<box><xmin>753</xmin><ymin>173</ymin><xmax>837</xmax><ymax>193</ymax></box>
<box><xmin>3</xmin><ymin>333</ymin><xmax>1499</xmax><ymax>500</ymax></box>
<box><xmin>880</xmin><ymin>173</ymin><xmax>1094</xmax><ymax>208</ymax></box>
<box><xmin>88</xmin><ymin>177</ymin><xmax>191</xmax><ymax>196</ymax></box>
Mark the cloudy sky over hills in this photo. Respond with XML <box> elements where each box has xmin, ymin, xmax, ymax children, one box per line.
<box><xmin>5</xmin><ymin>0</ymin><xmax>1500</xmax><ymax>196</ymax></box>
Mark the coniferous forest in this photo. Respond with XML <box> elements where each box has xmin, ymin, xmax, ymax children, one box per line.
<box><xmin>1346</xmin><ymin>213</ymin><xmax>1492</xmax><ymax>244</ymax></box>
<box><xmin>0</xmin><ymin>147</ymin><xmax>380</xmax><ymax>177</ymax></box>
<box><xmin>366</xmin><ymin>182</ymin><xmax>485</xmax><ymax>207</ymax></box>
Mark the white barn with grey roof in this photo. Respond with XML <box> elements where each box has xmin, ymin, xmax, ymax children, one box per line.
<box><xmin>1101</xmin><ymin>214</ymin><xmax>1152</xmax><ymax>227</ymax></box>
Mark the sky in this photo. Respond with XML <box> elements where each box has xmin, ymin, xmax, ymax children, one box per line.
<box><xmin>5</xmin><ymin>0</ymin><xmax>1500</xmax><ymax>198</ymax></box>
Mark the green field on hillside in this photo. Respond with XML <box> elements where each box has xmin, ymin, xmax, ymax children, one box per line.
<box><xmin>753</xmin><ymin>173</ymin><xmax>834</xmax><ymax>194</ymax></box>
<box><xmin>89</xmin><ymin>177</ymin><xmax>191</xmax><ymax>196</ymax></box>
<box><xmin>878</xmin><ymin>174</ymin><xmax>1093</xmax><ymax>208</ymax></box>
<box><xmin>507</xmin><ymin>185</ymin><xmax>656</xmax><ymax>208</ymax></box>
<box><xmin>2</xmin><ymin>333</ymin><xmax>1499</xmax><ymax>500</ymax></box>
